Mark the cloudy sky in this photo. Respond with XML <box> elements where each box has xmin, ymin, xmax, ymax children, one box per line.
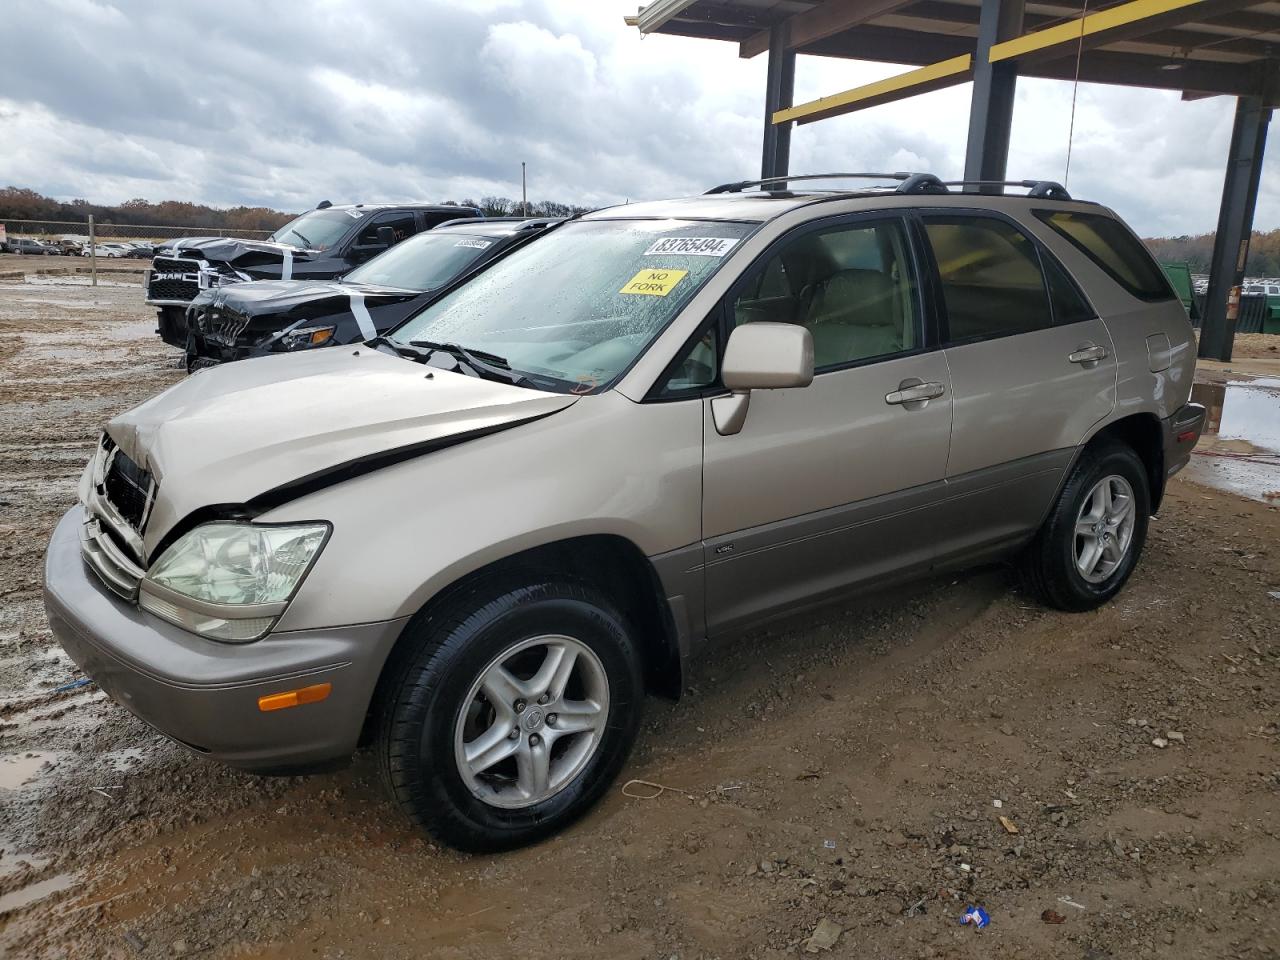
<box><xmin>1</xmin><ymin>0</ymin><xmax>1275</xmax><ymax>237</ymax></box>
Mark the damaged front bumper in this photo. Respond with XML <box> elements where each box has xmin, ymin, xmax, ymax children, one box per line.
<box><xmin>44</xmin><ymin>507</ymin><xmax>407</xmax><ymax>773</ymax></box>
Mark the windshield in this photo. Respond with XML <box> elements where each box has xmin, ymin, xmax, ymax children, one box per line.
<box><xmin>344</xmin><ymin>231</ymin><xmax>498</xmax><ymax>291</ymax></box>
<box><xmin>391</xmin><ymin>219</ymin><xmax>751</xmax><ymax>391</ymax></box>
<box><xmin>267</xmin><ymin>209</ymin><xmax>363</xmax><ymax>251</ymax></box>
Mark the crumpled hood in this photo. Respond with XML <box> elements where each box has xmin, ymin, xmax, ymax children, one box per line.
<box><xmin>203</xmin><ymin>279</ymin><xmax>418</xmax><ymax>319</ymax></box>
<box><xmin>160</xmin><ymin>237</ymin><xmax>319</xmax><ymax>278</ymax></box>
<box><xmin>106</xmin><ymin>348</ymin><xmax>577</xmax><ymax>552</ymax></box>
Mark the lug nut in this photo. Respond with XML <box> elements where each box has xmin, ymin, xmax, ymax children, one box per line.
<box><xmin>529</xmin><ymin>734</ymin><xmax>541</xmax><ymax>746</ymax></box>
<box><xmin>509</xmin><ymin>726</ymin><xmax>519</xmax><ymax>739</ymax></box>
<box><xmin>547</xmin><ymin>714</ymin><xmax>558</xmax><ymax>726</ymax></box>
<box><xmin>514</xmin><ymin>699</ymin><xmax>526</xmax><ymax>713</ymax></box>
<box><xmin>537</xmin><ymin>693</ymin><xmax>550</xmax><ymax>705</ymax></box>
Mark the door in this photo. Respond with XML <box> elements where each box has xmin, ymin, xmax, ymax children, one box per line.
<box><xmin>698</xmin><ymin>214</ymin><xmax>954</xmax><ymax>635</ymax></box>
<box><xmin>919</xmin><ymin>212</ymin><xmax>1117</xmax><ymax>560</ymax></box>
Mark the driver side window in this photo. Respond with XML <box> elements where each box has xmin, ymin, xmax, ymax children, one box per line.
<box><xmin>357</xmin><ymin>212</ymin><xmax>415</xmax><ymax>246</ymax></box>
<box><xmin>731</xmin><ymin>219</ymin><xmax>919</xmax><ymax>371</ymax></box>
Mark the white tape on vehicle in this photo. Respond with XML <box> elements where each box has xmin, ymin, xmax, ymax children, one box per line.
<box><xmin>349</xmin><ymin>291</ymin><xmax>376</xmax><ymax>340</ymax></box>
<box><xmin>281</xmin><ymin>247</ymin><xmax>293</xmax><ymax>281</ymax></box>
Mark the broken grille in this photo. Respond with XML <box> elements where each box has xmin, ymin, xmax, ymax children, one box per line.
<box><xmin>194</xmin><ymin>303</ymin><xmax>252</xmax><ymax>345</ymax></box>
<box><xmin>103</xmin><ymin>443</ymin><xmax>153</xmax><ymax>532</ymax></box>
<box><xmin>80</xmin><ymin>436</ymin><xmax>155</xmax><ymax>600</ymax></box>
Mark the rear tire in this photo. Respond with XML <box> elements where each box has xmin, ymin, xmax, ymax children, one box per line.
<box><xmin>375</xmin><ymin>578</ymin><xmax>644</xmax><ymax>852</ymax></box>
<box><xmin>1022</xmin><ymin>441</ymin><xmax>1150</xmax><ymax>611</ymax></box>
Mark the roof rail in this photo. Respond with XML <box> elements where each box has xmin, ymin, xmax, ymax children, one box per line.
<box><xmin>936</xmin><ymin>179</ymin><xmax>1073</xmax><ymax>201</ymax></box>
<box><xmin>704</xmin><ymin>172</ymin><xmax>913</xmax><ymax>194</ymax></box>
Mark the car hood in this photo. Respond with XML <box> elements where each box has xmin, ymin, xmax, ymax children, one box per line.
<box><xmin>161</xmin><ymin>237</ymin><xmax>320</xmax><ymax>274</ymax></box>
<box><xmin>204</xmin><ymin>279</ymin><xmax>420</xmax><ymax>319</ymax></box>
<box><xmin>105</xmin><ymin>347</ymin><xmax>577</xmax><ymax>552</ymax></box>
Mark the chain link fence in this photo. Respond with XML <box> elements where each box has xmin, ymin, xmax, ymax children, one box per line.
<box><xmin>2</xmin><ymin>218</ymin><xmax>273</xmax><ymax>244</ymax></box>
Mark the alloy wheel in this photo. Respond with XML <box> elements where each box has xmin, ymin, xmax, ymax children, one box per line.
<box><xmin>1073</xmin><ymin>474</ymin><xmax>1136</xmax><ymax>583</ymax></box>
<box><xmin>453</xmin><ymin>635</ymin><xmax>609</xmax><ymax>809</ymax></box>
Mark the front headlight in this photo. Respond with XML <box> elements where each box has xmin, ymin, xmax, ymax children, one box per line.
<box><xmin>275</xmin><ymin>325</ymin><xmax>336</xmax><ymax>351</ymax></box>
<box><xmin>139</xmin><ymin>522</ymin><xmax>329</xmax><ymax>642</ymax></box>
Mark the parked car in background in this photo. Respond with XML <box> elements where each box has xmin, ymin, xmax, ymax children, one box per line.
<box><xmin>44</xmin><ymin>173</ymin><xmax>1204</xmax><ymax>853</ymax></box>
<box><xmin>57</xmin><ymin>238</ymin><xmax>84</xmax><ymax>256</ymax></box>
<box><xmin>123</xmin><ymin>241</ymin><xmax>156</xmax><ymax>259</ymax></box>
<box><xmin>3</xmin><ymin>237</ymin><xmax>59</xmax><ymax>255</ymax></box>
<box><xmin>184</xmin><ymin>218</ymin><xmax>561</xmax><ymax>370</ymax></box>
<box><xmin>81</xmin><ymin>243</ymin><xmax>131</xmax><ymax>258</ymax></box>
<box><xmin>147</xmin><ymin>202</ymin><xmax>482</xmax><ymax>347</ymax></box>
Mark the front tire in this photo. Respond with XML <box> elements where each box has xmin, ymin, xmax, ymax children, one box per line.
<box><xmin>1023</xmin><ymin>441</ymin><xmax>1150</xmax><ymax>611</ymax></box>
<box><xmin>376</xmin><ymin>579</ymin><xmax>644</xmax><ymax>852</ymax></box>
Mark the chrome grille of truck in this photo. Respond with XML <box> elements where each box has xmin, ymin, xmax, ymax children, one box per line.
<box><xmin>79</xmin><ymin>436</ymin><xmax>154</xmax><ymax>600</ymax></box>
<box><xmin>147</xmin><ymin>256</ymin><xmax>202</xmax><ymax>303</ymax></box>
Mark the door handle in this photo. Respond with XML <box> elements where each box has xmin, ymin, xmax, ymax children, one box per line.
<box><xmin>885</xmin><ymin>380</ymin><xmax>945</xmax><ymax>406</ymax></box>
<box><xmin>1068</xmin><ymin>344</ymin><xmax>1108</xmax><ymax>365</ymax></box>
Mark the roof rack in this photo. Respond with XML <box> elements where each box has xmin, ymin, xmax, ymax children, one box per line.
<box><xmin>704</xmin><ymin>172</ymin><xmax>1073</xmax><ymax>202</ymax></box>
<box><xmin>705</xmin><ymin>172</ymin><xmax>913</xmax><ymax>194</ymax></box>
<box><xmin>935</xmin><ymin>180</ymin><xmax>1073</xmax><ymax>200</ymax></box>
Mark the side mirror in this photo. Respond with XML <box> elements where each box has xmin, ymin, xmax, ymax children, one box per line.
<box><xmin>712</xmin><ymin>322</ymin><xmax>813</xmax><ymax>436</ymax></box>
<box><xmin>376</xmin><ymin>225</ymin><xmax>396</xmax><ymax>247</ymax></box>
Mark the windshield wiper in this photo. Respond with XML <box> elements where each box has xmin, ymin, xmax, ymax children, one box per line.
<box><xmin>409</xmin><ymin>339</ymin><xmax>551</xmax><ymax>390</ymax></box>
<box><xmin>286</xmin><ymin>227</ymin><xmax>313</xmax><ymax>248</ymax></box>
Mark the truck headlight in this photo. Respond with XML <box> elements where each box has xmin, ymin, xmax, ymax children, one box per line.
<box><xmin>275</xmin><ymin>325</ymin><xmax>336</xmax><ymax>351</ymax></box>
<box><xmin>139</xmin><ymin>522</ymin><xmax>330</xmax><ymax>642</ymax></box>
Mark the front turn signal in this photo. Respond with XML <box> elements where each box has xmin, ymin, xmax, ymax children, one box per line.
<box><xmin>258</xmin><ymin>682</ymin><xmax>332</xmax><ymax>712</ymax></box>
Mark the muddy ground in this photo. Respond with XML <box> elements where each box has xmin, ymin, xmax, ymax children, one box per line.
<box><xmin>0</xmin><ymin>278</ymin><xmax>1277</xmax><ymax>960</ymax></box>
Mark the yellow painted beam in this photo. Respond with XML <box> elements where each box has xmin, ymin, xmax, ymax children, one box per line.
<box><xmin>773</xmin><ymin>55</ymin><xmax>973</xmax><ymax>125</ymax></box>
<box><xmin>990</xmin><ymin>0</ymin><xmax>1216</xmax><ymax>63</ymax></box>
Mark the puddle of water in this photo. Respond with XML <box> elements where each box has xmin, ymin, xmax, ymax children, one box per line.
<box><xmin>1186</xmin><ymin>379</ymin><xmax>1280</xmax><ymax>503</ymax></box>
<box><xmin>0</xmin><ymin>871</ymin><xmax>79</xmax><ymax>915</ymax></box>
<box><xmin>0</xmin><ymin>752</ymin><xmax>65</xmax><ymax>790</ymax></box>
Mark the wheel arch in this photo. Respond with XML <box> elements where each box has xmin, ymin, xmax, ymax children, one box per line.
<box><xmin>1034</xmin><ymin>411</ymin><xmax>1166</xmax><ymax>535</ymax></box>
<box><xmin>1084</xmin><ymin>412</ymin><xmax>1165</xmax><ymax>512</ymax></box>
<box><xmin>361</xmin><ymin>533</ymin><xmax>684</xmax><ymax>745</ymax></box>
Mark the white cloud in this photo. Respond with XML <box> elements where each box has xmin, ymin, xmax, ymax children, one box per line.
<box><xmin>0</xmin><ymin>0</ymin><xmax>1273</xmax><ymax>236</ymax></box>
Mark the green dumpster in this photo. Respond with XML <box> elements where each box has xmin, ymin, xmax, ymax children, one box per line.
<box><xmin>1159</xmin><ymin>262</ymin><xmax>1198</xmax><ymax>321</ymax></box>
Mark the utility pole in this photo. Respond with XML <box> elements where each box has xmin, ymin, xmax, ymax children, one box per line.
<box><xmin>88</xmin><ymin>215</ymin><xmax>97</xmax><ymax>287</ymax></box>
<box><xmin>521</xmin><ymin>162</ymin><xmax>528</xmax><ymax>217</ymax></box>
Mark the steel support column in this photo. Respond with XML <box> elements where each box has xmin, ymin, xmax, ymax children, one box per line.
<box><xmin>761</xmin><ymin>22</ymin><xmax>796</xmax><ymax>181</ymax></box>
<box><xmin>963</xmin><ymin>0</ymin><xmax>1025</xmax><ymax>191</ymax></box>
<box><xmin>1199</xmin><ymin>95</ymin><xmax>1271</xmax><ymax>362</ymax></box>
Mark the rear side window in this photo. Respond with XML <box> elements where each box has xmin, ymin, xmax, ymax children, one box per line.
<box><xmin>924</xmin><ymin>216</ymin><xmax>1052</xmax><ymax>342</ymax></box>
<box><xmin>1035</xmin><ymin>210</ymin><xmax>1174</xmax><ymax>302</ymax></box>
<box><xmin>1042</xmin><ymin>252</ymin><xmax>1096</xmax><ymax>325</ymax></box>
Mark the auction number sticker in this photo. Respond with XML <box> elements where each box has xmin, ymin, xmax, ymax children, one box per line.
<box><xmin>620</xmin><ymin>268</ymin><xmax>688</xmax><ymax>297</ymax></box>
<box><xmin>454</xmin><ymin>238</ymin><xmax>493</xmax><ymax>249</ymax></box>
<box><xmin>643</xmin><ymin>237</ymin><xmax>739</xmax><ymax>257</ymax></box>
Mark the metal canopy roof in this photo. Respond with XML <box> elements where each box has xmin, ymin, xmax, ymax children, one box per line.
<box><xmin>630</xmin><ymin>0</ymin><xmax>1280</xmax><ymax>100</ymax></box>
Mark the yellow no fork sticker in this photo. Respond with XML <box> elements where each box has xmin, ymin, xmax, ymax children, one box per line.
<box><xmin>620</xmin><ymin>268</ymin><xmax>688</xmax><ymax>296</ymax></box>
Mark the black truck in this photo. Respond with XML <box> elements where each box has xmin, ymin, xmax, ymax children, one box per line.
<box><xmin>146</xmin><ymin>202</ymin><xmax>480</xmax><ymax>347</ymax></box>
<box><xmin>183</xmin><ymin>218</ymin><xmax>560</xmax><ymax>370</ymax></box>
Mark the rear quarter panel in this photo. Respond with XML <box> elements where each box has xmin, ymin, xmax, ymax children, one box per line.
<box><xmin>1019</xmin><ymin>207</ymin><xmax>1196</xmax><ymax>424</ymax></box>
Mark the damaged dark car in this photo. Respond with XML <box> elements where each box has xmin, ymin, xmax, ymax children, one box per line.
<box><xmin>146</xmin><ymin>202</ymin><xmax>480</xmax><ymax>348</ymax></box>
<box><xmin>183</xmin><ymin>218</ymin><xmax>561</xmax><ymax>370</ymax></box>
